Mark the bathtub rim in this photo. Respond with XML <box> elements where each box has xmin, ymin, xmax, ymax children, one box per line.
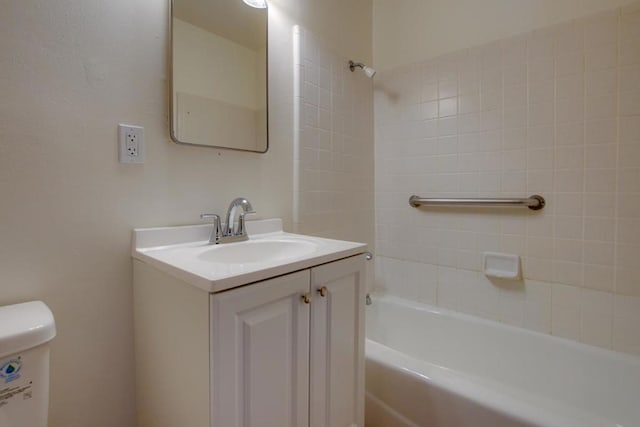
<box><xmin>365</xmin><ymin>293</ymin><xmax>640</xmax><ymax>427</ymax></box>
<box><xmin>366</xmin><ymin>339</ymin><xmax>619</xmax><ymax>427</ymax></box>
<box><xmin>367</xmin><ymin>293</ymin><xmax>640</xmax><ymax>366</ymax></box>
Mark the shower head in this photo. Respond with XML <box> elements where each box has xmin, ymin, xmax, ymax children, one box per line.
<box><xmin>349</xmin><ymin>60</ymin><xmax>376</xmax><ymax>78</ymax></box>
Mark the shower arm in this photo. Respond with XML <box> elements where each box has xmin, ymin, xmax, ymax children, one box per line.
<box><xmin>349</xmin><ymin>60</ymin><xmax>365</xmax><ymax>71</ymax></box>
<box><xmin>348</xmin><ymin>60</ymin><xmax>376</xmax><ymax>78</ymax></box>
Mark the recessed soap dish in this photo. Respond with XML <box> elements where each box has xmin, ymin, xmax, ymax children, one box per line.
<box><xmin>483</xmin><ymin>252</ymin><xmax>521</xmax><ymax>280</ymax></box>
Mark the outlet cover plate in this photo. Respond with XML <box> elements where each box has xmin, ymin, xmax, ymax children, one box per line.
<box><xmin>119</xmin><ymin>124</ymin><xmax>144</xmax><ymax>164</ymax></box>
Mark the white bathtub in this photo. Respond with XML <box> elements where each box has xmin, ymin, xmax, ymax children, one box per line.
<box><xmin>365</xmin><ymin>295</ymin><xmax>640</xmax><ymax>427</ymax></box>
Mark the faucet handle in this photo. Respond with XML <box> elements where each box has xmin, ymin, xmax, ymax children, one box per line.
<box><xmin>200</xmin><ymin>213</ymin><xmax>221</xmax><ymax>244</ymax></box>
<box><xmin>237</xmin><ymin>211</ymin><xmax>256</xmax><ymax>236</ymax></box>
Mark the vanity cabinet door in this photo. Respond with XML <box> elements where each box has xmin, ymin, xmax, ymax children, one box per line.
<box><xmin>210</xmin><ymin>270</ymin><xmax>311</xmax><ymax>427</ymax></box>
<box><xmin>310</xmin><ymin>255</ymin><xmax>366</xmax><ymax>427</ymax></box>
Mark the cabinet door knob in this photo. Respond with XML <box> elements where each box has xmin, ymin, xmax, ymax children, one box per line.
<box><xmin>301</xmin><ymin>292</ymin><xmax>311</xmax><ymax>304</ymax></box>
<box><xmin>317</xmin><ymin>286</ymin><xmax>328</xmax><ymax>297</ymax></box>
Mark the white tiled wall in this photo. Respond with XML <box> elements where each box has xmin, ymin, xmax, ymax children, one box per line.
<box><xmin>374</xmin><ymin>3</ymin><xmax>640</xmax><ymax>356</ymax></box>
<box><xmin>294</xmin><ymin>27</ymin><xmax>375</xmax><ymax>247</ymax></box>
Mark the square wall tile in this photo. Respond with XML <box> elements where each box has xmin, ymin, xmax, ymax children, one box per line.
<box><xmin>529</xmin><ymin>29</ymin><xmax>555</xmax><ymax>60</ymax></box>
<box><xmin>585</xmin><ymin>193</ymin><xmax>614</xmax><ymax>217</ymax></box>
<box><xmin>620</xmin><ymin>90</ymin><xmax>640</xmax><ymax>115</ymax></box>
<box><xmin>583</xmin><ymin>264</ymin><xmax>614</xmax><ymax>292</ymax></box>
<box><xmin>586</xmin><ymin>94</ymin><xmax>617</xmax><ymax>120</ymax></box>
<box><xmin>555</xmin><ymin>21</ymin><xmax>584</xmax><ymax>55</ymax></box>
<box><xmin>524</xmin><ymin>257</ymin><xmax>553</xmax><ymax>282</ymax></box>
<box><xmin>616</xmin><ymin>218</ymin><xmax>640</xmax><ymax>244</ymax></box>
<box><xmin>553</xmin><ymin>261</ymin><xmax>584</xmax><ymax>286</ymax></box>
<box><xmin>554</xmin><ymin>216</ymin><xmax>583</xmax><ymax>239</ymax></box>
<box><xmin>584</xmin><ymin>10</ymin><xmax>618</xmax><ymax>48</ymax></box>
<box><xmin>620</xmin><ymin>116</ymin><xmax>640</xmax><ymax>143</ymax></box>
<box><xmin>556</xmin><ymin>52</ymin><xmax>583</xmax><ymax>76</ymax></box>
<box><xmin>555</xmin><ymin>169</ymin><xmax>583</xmax><ymax>192</ymax></box>
<box><xmin>586</xmin><ymin>119</ymin><xmax>617</xmax><ymax>144</ymax></box>
<box><xmin>620</xmin><ymin>38</ymin><xmax>640</xmax><ymax>66</ymax></box>
<box><xmin>584</xmin><ymin>241</ymin><xmax>614</xmax><ymax>265</ymax></box>
<box><xmin>585</xmin><ymin>44</ymin><xmax>617</xmax><ymax>71</ymax></box>
<box><xmin>579</xmin><ymin>288</ymin><xmax>613</xmax><ymax>348</ymax></box>
<box><xmin>552</xmin><ymin>284</ymin><xmax>581</xmax><ymax>340</ymax></box>
<box><xmin>557</xmin><ymin>74</ymin><xmax>584</xmax><ymax>100</ymax></box>
<box><xmin>439</xmin><ymin>97</ymin><xmax>458</xmax><ymax>117</ymax></box>
<box><xmin>556</xmin><ymin>193</ymin><xmax>584</xmax><ymax>216</ymax></box>
<box><xmin>615</xmin><ymin>265</ymin><xmax>640</xmax><ymax>297</ymax></box>
<box><xmin>621</xmin><ymin>3</ymin><xmax>640</xmax><ymax>41</ymax></box>
<box><xmin>557</xmin><ymin>98</ymin><xmax>585</xmax><ymax>123</ymax></box>
<box><xmin>524</xmin><ymin>280</ymin><xmax>552</xmax><ymax>333</ymax></box>
<box><xmin>585</xmin><ymin>169</ymin><xmax>616</xmax><ymax>193</ymax></box>
<box><xmin>585</xmin><ymin>144</ymin><xmax>616</xmax><ymax>169</ymax></box>
<box><xmin>613</xmin><ymin>317</ymin><xmax>640</xmax><ymax>356</ymax></box>
<box><xmin>584</xmin><ymin>217</ymin><xmax>615</xmax><ymax>242</ymax></box>
<box><xmin>586</xmin><ymin>69</ymin><xmax>617</xmax><ymax>97</ymax></box>
<box><xmin>620</xmin><ymin>65</ymin><xmax>640</xmax><ymax>93</ymax></box>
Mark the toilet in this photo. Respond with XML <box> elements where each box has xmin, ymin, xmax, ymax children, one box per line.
<box><xmin>0</xmin><ymin>301</ymin><xmax>56</xmax><ymax>427</ymax></box>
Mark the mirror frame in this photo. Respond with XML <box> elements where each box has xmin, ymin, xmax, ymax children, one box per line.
<box><xmin>169</xmin><ymin>0</ymin><xmax>269</xmax><ymax>153</ymax></box>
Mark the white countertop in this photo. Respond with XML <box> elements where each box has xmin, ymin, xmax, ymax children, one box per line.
<box><xmin>132</xmin><ymin>219</ymin><xmax>367</xmax><ymax>293</ymax></box>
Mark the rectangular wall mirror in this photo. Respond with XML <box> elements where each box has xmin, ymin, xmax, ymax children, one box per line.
<box><xmin>170</xmin><ymin>0</ymin><xmax>268</xmax><ymax>152</ymax></box>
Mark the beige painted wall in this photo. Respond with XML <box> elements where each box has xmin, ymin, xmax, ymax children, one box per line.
<box><xmin>374</xmin><ymin>0</ymin><xmax>638</xmax><ymax>70</ymax></box>
<box><xmin>276</xmin><ymin>0</ymin><xmax>373</xmax><ymax>65</ymax></box>
<box><xmin>0</xmin><ymin>0</ymin><xmax>372</xmax><ymax>426</ymax></box>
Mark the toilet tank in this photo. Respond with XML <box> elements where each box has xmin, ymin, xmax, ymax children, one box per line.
<box><xmin>0</xmin><ymin>301</ymin><xmax>56</xmax><ymax>427</ymax></box>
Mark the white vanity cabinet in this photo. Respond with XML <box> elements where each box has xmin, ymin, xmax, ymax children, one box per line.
<box><xmin>134</xmin><ymin>253</ymin><xmax>365</xmax><ymax>427</ymax></box>
<box><xmin>212</xmin><ymin>254</ymin><xmax>365</xmax><ymax>427</ymax></box>
<box><xmin>211</xmin><ymin>269</ymin><xmax>311</xmax><ymax>427</ymax></box>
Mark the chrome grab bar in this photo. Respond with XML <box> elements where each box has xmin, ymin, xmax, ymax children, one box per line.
<box><xmin>409</xmin><ymin>194</ymin><xmax>545</xmax><ymax>211</ymax></box>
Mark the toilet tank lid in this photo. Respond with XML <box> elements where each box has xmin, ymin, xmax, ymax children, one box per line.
<box><xmin>0</xmin><ymin>301</ymin><xmax>56</xmax><ymax>359</ymax></box>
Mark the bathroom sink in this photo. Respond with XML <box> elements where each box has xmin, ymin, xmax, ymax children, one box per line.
<box><xmin>197</xmin><ymin>239</ymin><xmax>318</xmax><ymax>264</ymax></box>
<box><xmin>132</xmin><ymin>219</ymin><xmax>367</xmax><ymax>293</ymax></box>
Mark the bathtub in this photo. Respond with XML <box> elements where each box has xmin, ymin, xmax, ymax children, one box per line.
<box><xmin>365</xmin><ymin>295</ymin><xmax>640</xmax><ymax>427</ymax></box>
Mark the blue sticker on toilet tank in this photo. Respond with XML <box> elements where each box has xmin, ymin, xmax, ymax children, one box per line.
<box><xmin>0</xmin><ymin>357</ymin><xmax>22</xmax><ymax>383</ymax></box>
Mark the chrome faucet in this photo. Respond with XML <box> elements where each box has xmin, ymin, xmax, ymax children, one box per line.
<box><xmin>223</xmin><ymin>197</ymin><xmax>255</xmax><ymax>238</ymax></box>
<box><xmin>200</xmin><ymin>197</ymin><xmax>255</xmax><ymax>245</ymax></box>
<box><xmin>200</xmin><ymin>213</ymin><xmax>222</xmax><ymax>244</ymax></box>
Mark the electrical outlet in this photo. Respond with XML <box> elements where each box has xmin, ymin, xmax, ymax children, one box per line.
<box><xmin>119</xmin><ymin>124</ymin><xmax>144</xmax><ymax>164</ymax></box>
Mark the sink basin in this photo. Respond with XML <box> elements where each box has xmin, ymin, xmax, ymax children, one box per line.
<box><xmin>132</xmin><ymin>218</ymin><xmax>367</xmax><ymax>293</ymax></box>
<box><xmin>197</xmin><ymin>239</ymin><xmax>318</xmax><ymax>264</ymax></box>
